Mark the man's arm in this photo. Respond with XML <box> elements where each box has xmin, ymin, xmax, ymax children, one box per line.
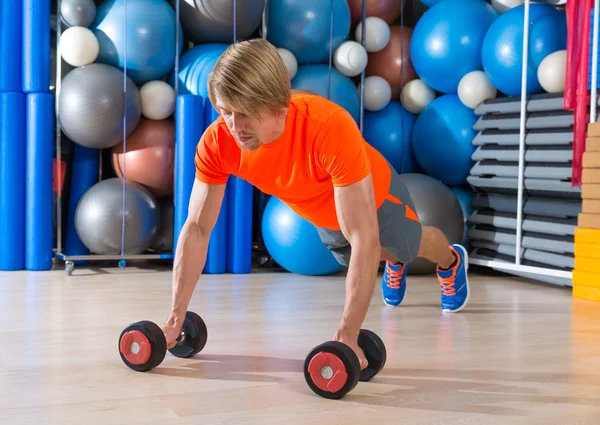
<box><xmin>167</xmin><ymin>179</ymin><xmax>226</xmax><ymax>328</ymax></box>
<box><xmin>332</xmin><ymin>173</ymin><xmax>381</xmax><ymax>355</ymax></box>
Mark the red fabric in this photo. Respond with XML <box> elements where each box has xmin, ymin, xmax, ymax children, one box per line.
<box><xmin>572</xmin><ymin>0</ymin><xmax>594</xmax><ymax>186</ymax></box>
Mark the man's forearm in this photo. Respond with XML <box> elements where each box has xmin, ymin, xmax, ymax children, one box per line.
<box><xmin>168</xmin><ymin>222</ymin><xmax>209</xmax><ymax>325</ymax></box>
<box><xmin>336</xmin><ymin>241</ymin><xmax>381</xmax><ymax>338</ymax></box>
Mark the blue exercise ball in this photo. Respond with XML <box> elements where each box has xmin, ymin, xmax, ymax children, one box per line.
<box><xmin>92</xmin><ymin>0</ymin><xmax>183</xmax><ymax>85</ymax></box>
<box><xmin>262</xmin><ymin>197</ymin><xmax>344</xmax><ymax>276</ymax></box>
<box><xmin>410</xmin><ymin>0</ymin><xmax>498</xmax><ymax>93</ymax></box>
<box><xmin>266</xmin><ymin>0</ymin><xmax>351</xmax><ymax>64</ymax></box>
<box><xmin>411</xmin><ymin>94</ymin><xmax>477</xmax><ymax>186</ymax></box>
<box><xmin>481</xmin><ymin>4</ymin><xmax>567</xmax><ymax>96</ymax></box>
<box><xmin>362</xmin><ymin>101</ymin><xmax>420</xmax><ymax>174</ymax></box>
<box><xmin>169</xmin><ymin>43</ymin><xmax>229</xmax><ymax>96</ymax></box>
<box><xmin>450</xmin><ymin>186</ymin><xmax>475</xmax><ymax>249</ymax></box>
<box><xmin>292</xmin><ymin>64</ymin><xmax>360</xmax><ymax>123</ymax></box>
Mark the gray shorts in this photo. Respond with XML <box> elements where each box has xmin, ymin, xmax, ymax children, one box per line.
<box><xmin>316</xmin><ymin>166</ymin><xmax>422</xmax><ymax>266</ymax></box>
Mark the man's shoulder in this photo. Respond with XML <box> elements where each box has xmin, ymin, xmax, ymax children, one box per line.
<box><xmin>198</xmin><ymin>116</ymin><xmax>234</xmax><ymax>148</ymax></box>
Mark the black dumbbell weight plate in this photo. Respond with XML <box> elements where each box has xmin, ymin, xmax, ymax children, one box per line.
<box><xmin>169</xmin><ymin>311</ymin><xmax>208</xmax><ymax>358</ymax></box>
<box><xmin>304</xmin><ymin>341</ymin><xmax>361</xmax><ymax>399</ymax></box>
<box><xmin>357</xmin><ymin>329</ymin><xmax>387</xmax><ymax>381</ymax></box>
<box><xmin>118</xmin><ymin>320</ymin><xmax>167</xmax><ymax>372</ymax></box>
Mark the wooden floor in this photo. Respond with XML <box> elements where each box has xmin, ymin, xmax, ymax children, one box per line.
<box><xmin>0</xmin><ymin>264</ymin><xmax>599</xmax><ymax>425</ymax></box>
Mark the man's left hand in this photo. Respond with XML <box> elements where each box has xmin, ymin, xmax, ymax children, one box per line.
<box><xmin>334</xmin><ymin>328</ymin><xmax>368</xmax><ymax>370</ymax></box>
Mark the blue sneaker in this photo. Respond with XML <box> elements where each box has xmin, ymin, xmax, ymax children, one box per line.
<box><xmin>436</xmin><ymin>244</ymin><xmax>470</xmax><ymax>312</ymax></box>
<box><xmin>382</xmin><ymin>261</ymin><xmax>408</xmax><ymax>306</ymax></box>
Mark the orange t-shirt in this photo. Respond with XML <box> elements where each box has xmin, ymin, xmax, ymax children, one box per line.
<box><xmin>194</xmin><ymin>93</ymin><xmax>392</xmax><ymax>230</ymax></box>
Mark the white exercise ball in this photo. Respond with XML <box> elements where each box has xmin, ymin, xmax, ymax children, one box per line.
<box><xmin>457</xmin><ymin>71</ymin><xmax>497</xmax><ymax>109</ymax></box>
<box><xmin>537</xmin><ymin>50</ymin><xmax>567</xmax><ymax>93</ymax></box>
<box><xmin>355</xmin><ymin>17</ymin><xmax>391</xmax><ymax>53</ymax></box>
<box><xmin>59</xmin><ymin>26</ymin><xmax>99</xmax><ymax>67</ymax></box>
<box><xmin>400</xmin><ymin>79</ymin><xmax>435</xmax><ymax>114</ymax></box>
<box><xmin>139</xmin><ymin>80</ymin><xmax>176</xmax><ymax>120</ymax></box>
<box><xmin>277</xmin><ymin>48</ymin><xmax>297</xmax><ymax>80</ymax></box>
<box><xmin>491</xmin><ymin>0</ymin><xmax>522</xmax><ymax>13</ymax></box>
<box><xmin>333</xmin><ymin>41</ymin><xmax>368</xmax><ymax>77</ymax></box>
<box><xmin>359</xmin><ymin>76</ymin><xmax>392</xmax><ymax>111</ymax></box>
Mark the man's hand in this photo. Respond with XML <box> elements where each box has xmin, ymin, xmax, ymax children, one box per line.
<box><xmin>160</xmin><ymin>317</ymin><xmax>183</xmax><ymax>350</ymax></box>
<box><xmin>333</xmin><ymin>173</ymin><xmax>381</xmax><ymax>369</ymax></box>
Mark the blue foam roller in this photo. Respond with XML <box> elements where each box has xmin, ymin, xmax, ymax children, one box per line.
<box><xmin>0</xmin><ymin>0</ymin><xmax>22</xmax><ymax>91</ymax></box>
<box><xmin>22</xmin><ymin>0</ymin><xmax>51</xmax><ymax>93</ymax></box>
<box><xmin>226</xmin><ymin>177</ymin><xmax>253</xmax><ymax>273</ymax></box>
<box><xmin>0</xmin><ymin>93</ymin><xmax>25</xmax><ymax>270</ymax></box>
<box><xmin>174</xmin><ymin>94</ymin><xmax>205</xmax><ymax>250</ymax></box>
<box><xmin>202</xmin><ymin>98</ymin><xmax>227</xmax><ymax>274</ymax></box>
<box><xmin>64</xmin><ymin>144</ymin><xmax>99</xmax><ymax>264</ymax></box>
<box><xmin>25</xmin><ymin>93</ymin><xmax>54</xmax><ymax>270</ymax></box>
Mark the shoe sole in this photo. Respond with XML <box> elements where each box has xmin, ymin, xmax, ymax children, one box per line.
<box><xmin>442</xmin><ymin>244</ymin><xmax>470</xmax><ymax>313</ymax></box>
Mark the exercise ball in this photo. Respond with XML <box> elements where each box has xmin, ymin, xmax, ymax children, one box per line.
<box><xmin>537</xmin><ymin>49</ymin><xmax>567</xmax><ymax>93</ymax></box>
<box><xmin>75</xmin><ymin>178</ymin><xmax>160</xmax><ymax>255</ymax></box>
<box><xmin>262</xmin><ymin>197</ymin><xmax>344</xmax><ymax>276</ymax></box>
<box><xmin>346</xmin><ymin>0</ymin><xmax>404</xmax><ymax>27</ymax></box>
<box><xmin>411</xmin><ymin>94</ymin><xmax>478</xmax><ymax>186</ymax></box>
<box><xmin>361</xmin><ymin>75</ymin><xmax>392</xmax><ymax>112</ymax></box>
<box><xmin>59</xmin><ymin>26</ymin><xmax>99</xmax><ymax>67</ymax></box>
<box><xmin>410</xmin><ymin>0</ymin><xmax>498</xmax><ymax>93</ymax></box>
<box><xmin>151</xmin><ymin>198</ymin><xmax>174</xmax><ymax>252</ymax></box>
<box><xmin>170</xmin><ymin>0</ymin><xmax>264</xmax><ymax>44</ymax></box>
<box><xmin>267</xmin><ymin>0</ymin><xmax>351</xmax><ymax>64</ymax></box>
<box><xmin>401</xmin><ymin>78</ymin><xmax>435</xmax><ymax>114</ymax></box>
<box><xmin>111</xmin><ymin>119</ymin><xmax>175</xmax><ymax>198</ymax></box>
<box><xmin>457</xmin><ymin>70</ymin><xmax>497</xmax><ymax>109</ymax></box>
<box><xmin>140</xmin><ymin>80</ymin><xmax>176</xmax><ymax>120</ymax></box>
<box><xmin>355</xmin><ymin>17</ymin><xmax>391</xmax><ymax>53</ymax></box>
<box><xmin>92</xmin><ymin>0</ymin><xmax>183</xmax><ymax>85</ymax></box>
<box><xmin>397</xmin><ymin>173</ymin><xmax>464</xmax><ymax>275</ymax></box>
<box><xmin>365</xmin><ymin>25</ymin><xmax>418</xmax><ymax>99</ymax></box>
<box><xmin>362</xmin><ymin>101</ymin><xmax>419</xmax><ymax>174</ymax></box>
<box><xmin>58</xmin><ymin>63</ymin><xmax>141</xmax><ymax>149</ymax></box>
<box><xmin>291</xmin><ymin>64</ymin><xmax>360</xmax><ymax>123</ymax></box>
<box><xmin>450</xmin><ymin>186</ymin><xmax>475</xmax><ymax>249</ymax></box>
<box><xmin>170</xmin><ymin>43</ymin><xmax>229</xmax><ymax>96</ymax></box>
<box><xmin>60</xmin><ymin>0</ymin><xmax>96</xmax><ymax>27</ymax></box>
<box><xmin>334</xmin><ymin>41</ymin><xmax>368</xmax><ymax>77</ymax></box>
<box><xmin>277</xmin><ymin>48</ymin><xmax>298</xmax><ymax>79</ymax></box>
<box><xmin>491</xmin><ymin>0</ymin><xmax>523</xmax><ymax>13</ymax></box>
<box><xmin>481</xmin><ymin>4</ymin><xmax>567</xmax><ymax>96</ymax></box>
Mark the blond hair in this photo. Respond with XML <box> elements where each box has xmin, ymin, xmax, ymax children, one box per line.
<box><xmin>207</xmin><ymin>39</ymin><xmax>291</xmax><ymax>119</ymax></box>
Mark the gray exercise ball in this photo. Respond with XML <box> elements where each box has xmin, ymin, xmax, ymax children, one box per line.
<box><xmin>397</xmin><ymin>173</ymin><xmax>465</xmax><ymax>275</ymax></box>
<box><xmin>150</xmin><ymin>198</ymin><xmax>173</xmax><ymax>252</ymax></box>
<box><xmin>170</xmin><ymin>0</ymin><xmax>265</xmax><ymax>44</ymax></box>
<box><xmin>59</xmin><ymin>63</ymin><xmax>141</xmax><ymax>149</ymax></box>
<box><xmin>75</xmin><ymin>178</ymin><xmax>160</xmax><ymax>255</ymax></box>
<box><xmin>61</xmin><ymin>0</ymin><xmax>96</xmax><ymax>27</ymax></box>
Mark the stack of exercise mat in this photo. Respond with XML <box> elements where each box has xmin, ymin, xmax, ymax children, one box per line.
<box><xmin>465</xmin><ymin>92</ymin><xmax>581</xmax><ymax>285</ymax></box>
<box><xmin>573</xmin><ymin>123</ymin><xmax>600</xmax><ymax>301</ymax></box>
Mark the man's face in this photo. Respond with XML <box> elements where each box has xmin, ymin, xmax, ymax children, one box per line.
<box><xmin>216</xmin><ymin>98</ymin><xmax>282</xmax><ymax>151</ymax></box>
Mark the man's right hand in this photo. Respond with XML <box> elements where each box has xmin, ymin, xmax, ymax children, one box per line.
<box><xmin>160</xmin><ymin>319</ymin><xmax>183</xmax><ymax>350</ymax></box>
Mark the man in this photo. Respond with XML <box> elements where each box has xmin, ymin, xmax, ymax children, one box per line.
<box><xmin>161</xmin><ymin>39</ymin><xmax>469</xmax><ymax>370</ymax></box>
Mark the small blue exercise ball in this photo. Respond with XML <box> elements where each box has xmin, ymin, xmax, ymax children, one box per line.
<box><xmin>292</xmin><ymin>64</ymin><xmax>360</xmax><ymax>123</ymax></box>
<box><xmin>92</xmin><ymin>0</ymin><xmax>183</xmax><ymax>85</ymax></box>
<box><xmin>410</xmin><ymin>0</ymin><xmax>498</xmax><ymax>93</ymax></box>
<box><xmin>481</xmin><ymin>4</ymin><xmax>567</xmax><ymax>96</ymax></box>
<box><xmin>411</xmin><ymin>94</ymin><xmax>478</xmax><ymax>186</ymax></box>
<box><xmin>169</xmin><ymin>43</ymin><xmax>229</xmax><ymax>96</ymax></box>
<box><xmin>262</xmin><ymin>196</ymin><xmax>344</xmax><ymax>276</ymax></box>
<box><xmin>266</xmin><ymin>0</ymin><xmax>351</xmax><ymax>64</ymax></box>
<box><xmin>362</xmin><ymin>101</ymin><xmax>420</xmax><ymax>174</ymax></box>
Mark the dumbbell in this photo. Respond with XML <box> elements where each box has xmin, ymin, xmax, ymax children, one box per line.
<box><xmin>118</xmin><ymin>311</ymin><xmax>207</xmax><ymax>372</ymax></box>
<box><xmin>303</xmin><ymin>329</ymin><xmax>387</xmax><ymax>399</ymax></box>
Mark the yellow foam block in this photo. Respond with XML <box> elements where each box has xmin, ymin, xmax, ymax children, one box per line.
<box><xmin>573</xmin><ymin>269</ymin><xmax>600</xmax><ymax>289</ymax></box>
<box><xmin>575</xmin><ymin>227</ymin><xmax>600</xmax><ymax>245</ymax></box>
<box><xmin>574</xmin><ymin>256</ymin><xmax>600</xmax><ymax>272</ymax></box>
<box><xmin>573</xmin><ymin>285</ymin><xmax>600</xmax><ymax>302</ymax></box>
<box><xmin>574</xmin><ymin>242</ymin><xmax>600</xmax><ymax>260</ymax></box>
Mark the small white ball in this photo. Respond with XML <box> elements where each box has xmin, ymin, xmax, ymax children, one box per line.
<box><xmin>355</xmin><ymin>17</ymin><xmax>391</xmax><ymax>53</ymax></box>
<box><xmin>59</xmin><ymin>26</ymin><xmax>99</xmax><ymax>67</ymax></box>
<box><xmin>401</xmin><ymin>79</ymin><xmax>435</xmax><ymax>114</ymax></box>
<box><xmin>457</xmin><ymin>70</ymin><xmax>497</xmax><ymax>109</ymax></box>
<box><xmin>276</xmin><ymin>48</ymin><xmax>297</xmax><ymax>80</ymax></box>
<box><xmin>359</xmin><ymin>76</ymin><xmax>392</xmax><ymax>111</ymax></box>
<box><xmin>139</xmin><ymin>80</ymin><xmax>176</xmax><ymax>120</ymax></box>
<box><xmin>491</xmin><ymin>0</ymin><xmax>523</xmax><ymax>13</ymax></box>
<box><xmin>537</xmin><ymin>50</ymin><xmax>566</xmax><ymax>93</ymax></box>
<box><xmin>333</xmin><ymin>41</ymin><xmax>368</xmax><ymax>77</ymax></box>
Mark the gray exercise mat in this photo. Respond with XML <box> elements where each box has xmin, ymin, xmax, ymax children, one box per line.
<box><xmin>467</xmin><ymin>210</ymin><xmax>576</xmax><ymax>236</ymax></box>
<box><xmin>467</xmin><ymin>225</ymin><xmax>574</xmax><ymax>254</ymax></box>
<box><xmin>473</xmin><ymin>111</ymin><xmax>574</xmax><ymax>131</ymax></box>
<box><xmin>469</xmin><ymin>193</ymin><xmax>581</xmax><ymax>218</ymax></box>
<box><xmin>473</xmin><ymin>129</ymin><xmax>573</xmax><ymax>146</ymax></box>
<box><xmin>467</xmin><ymin>176</ymin><xmax>582</xmax><ymax>198</ymax></box>
<box><xmin>473</xmin><ymin>92</ymin><xmax>566</xmax><ymax>116</ymax></box>
<box><xmin>471</xmin><ymin>145</ymin><xmax>573</xmax><ymax>163</ymax></box>
<box><xmin>470</xmin><ymin>161</ymin><xmax>573</xmax><ymax>180</ymax></box>
<box><xmin>470</xmin><ymin>241</ymin><xmax>573</xmax><ymax>270</ymax></box>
